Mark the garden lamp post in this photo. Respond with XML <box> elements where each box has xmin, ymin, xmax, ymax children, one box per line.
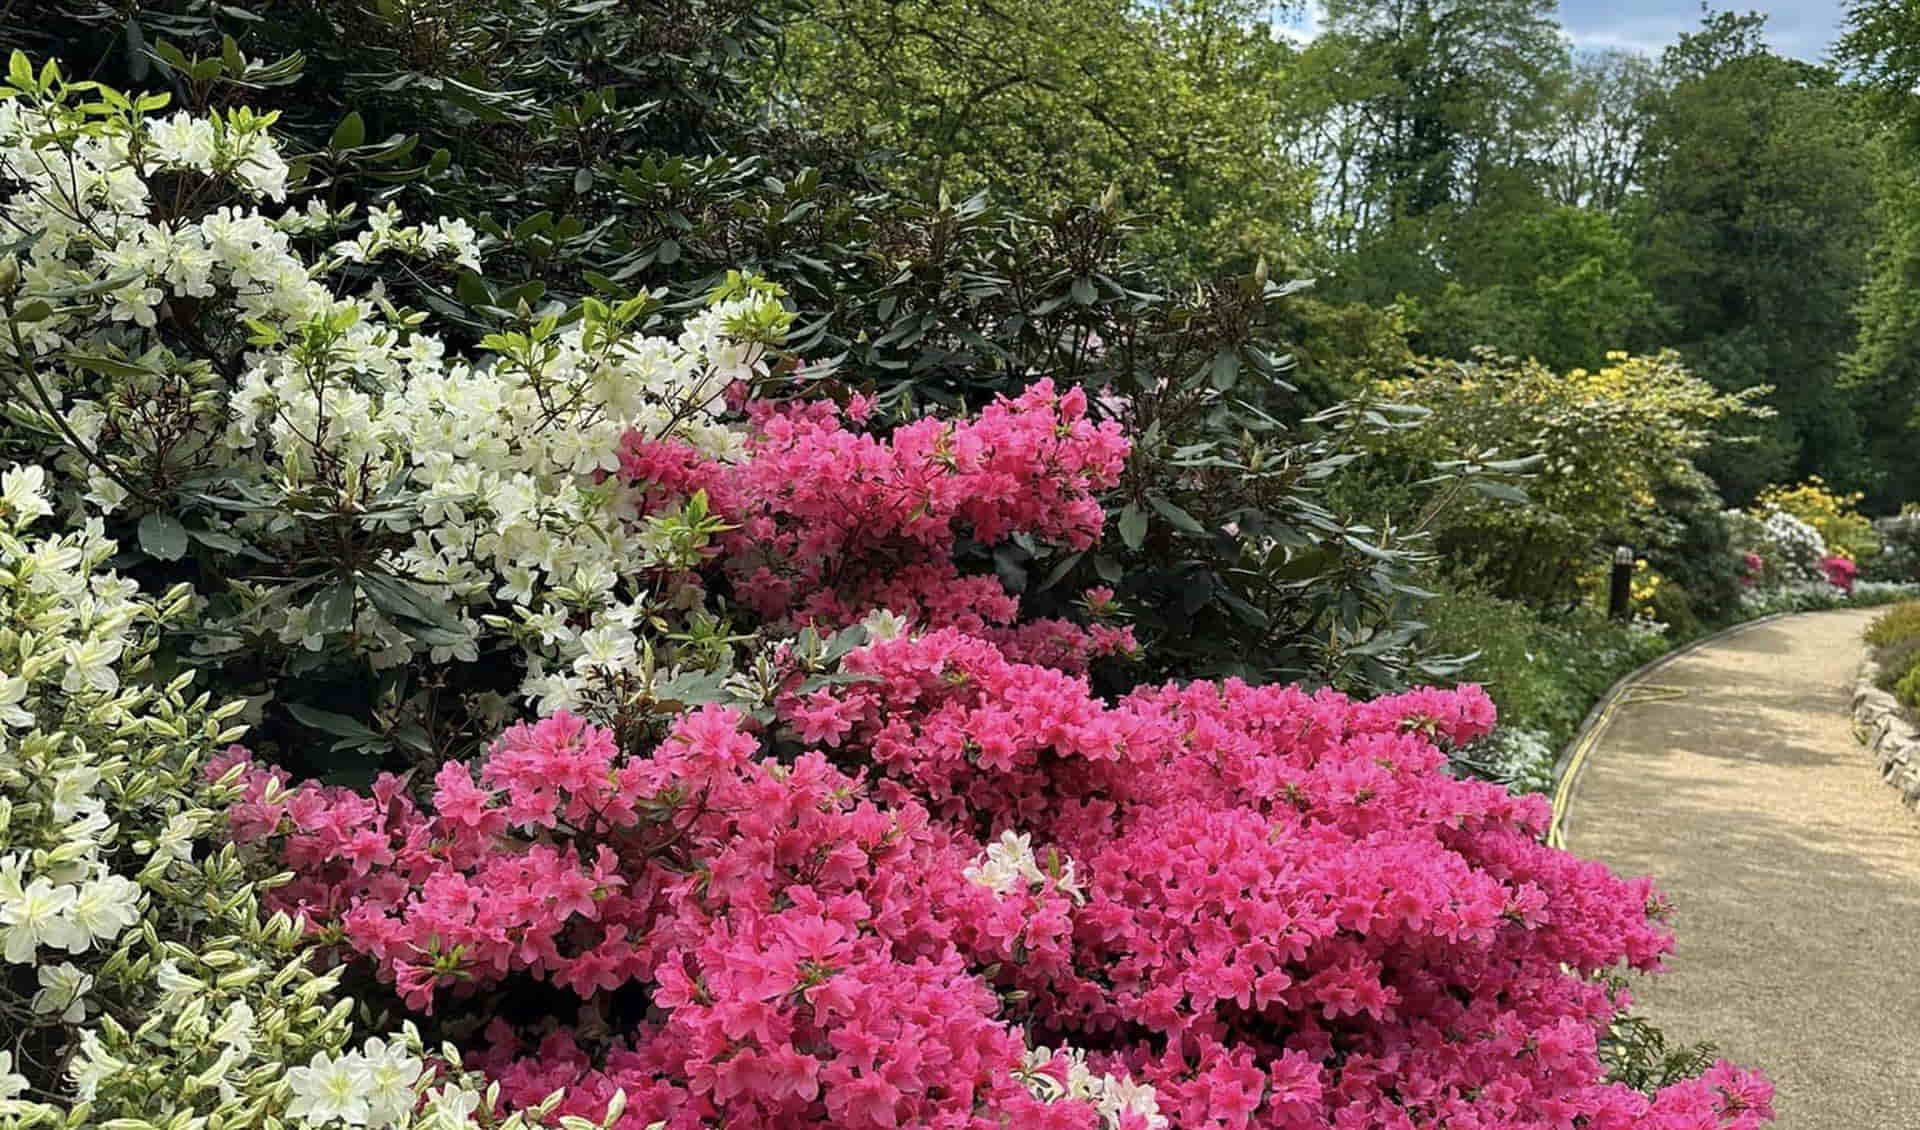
<box><xmin>1609</xmin><ymin>545</ymin><xmax>1634</xmax><ymax>621</ymax></box>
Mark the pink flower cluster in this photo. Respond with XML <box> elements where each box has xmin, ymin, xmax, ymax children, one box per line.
<box><xmin>221</xmin><ymin>380</ymin><xmax>1771</xmax><ymax>1129</ymax></box>
<box><xmin>1819</xmin><ymin>554</ymin><xmax>1857</xmax><ymax>593</ymax></box>
<box><xmin>230</xmin><ymin>668</ymin><xmax>1770</xmax><ymax>1130</ymax></box>
<box><xmin>1740</xmin><ymin>552</ymin><xmax>1764</xmax><ymax>587</ymax></box>
<box><xmin>619</xmin><ymin>379</ymin><xmax>1136</xmax><ymax>668</ymax></box>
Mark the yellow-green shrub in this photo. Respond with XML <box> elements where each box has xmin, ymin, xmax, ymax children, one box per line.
<box><xmin>1865</xmin><ymin>600</ymin><xmax>1920</xmax><ymax>647</ymax></box>
<box><xmin>1368</xmin><ymin>350</ymin><xmax>1767</xmax><ymax>603</ymax></box>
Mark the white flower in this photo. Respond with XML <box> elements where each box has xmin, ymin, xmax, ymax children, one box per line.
<box><xmin>286</xmin><ymin>1050</ymin><xmax>371</xmax><ymax>1126</ymax></box>
<box><xmin>417</xmin><ymin>1083</ymin><xmax>482</xmax><ymax>1129</ymax></box>
<box><xmin>154</xmin><ymin>957</ymin><xmax>203</xmax><ymax>1008</ymax></box>
<box><xmin>1</xmin><ymin>878</ymin><xmax>82</xmax><ymax>962</ymax></box>
<box><xmin>0</xmin><ymin>464</ymin><xmax>52</xmax><ymax>527</ymax></box>
<box><xmin>355</xmin><ymin>1037</ymin><xmax>426</xmax><ymax>1127</ymax></box>
<box><xmin>60</xmin><ymin>636</ymin><xmax>125</xmax><ymax>694</ymax></box>
<box><xmin>0</xmin><ymin>677</ymin><xmax>31</xmax><ymax>729</ymax></box>
<box><xmin>0</xmin><ymin>1050</ymin><xmax>26</xmax><ymax>1101</ymax></box>
<box><xmin>67</xmin><ymin>1029</ymin><xmax>125</xmax><ymax>1101</ymax></box>
<box><xmin>31</xmin><ymin>961</ymin><xmax>92</xmax><ymax>1023</ymax></box>
<box><xmin>859</xmin><ymin>608</ymin><xmax>912</xmax><ymax>643</ymax></box>
<box><xmin>210</xmin><ymin>999</ymin><xmax>256</xmax><ymax>1059</ymax></box>
<box><xmin>147</xmin><ymin>112</ymin><xmax>218</xmax><ymax>169</ymax></box>
<box><xmin>67</xmin><ymin>872</ymin><xmax>141</xmax><ymax>948</ymax></box>
<box><xmin>49</xmin><ymin>764</ymin><xmax>102</xmax><ymax>821</ymax></box>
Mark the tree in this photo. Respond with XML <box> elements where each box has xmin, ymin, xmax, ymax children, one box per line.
<box><xmin>1313</xmin><ymin>0</ymin><xmax>1566</xmax><ymax>223</ymax></box>
<box><xmin>1835</xmin><ymin>0</ymin><xmax>1920</xmax><ymax>509</ymax></box>
<box><xmin>1537</xmin><ymin>49</ymin><xmax>1664</xmax><ymax>213</ymax></box>
<box><xmin>1628</xmin><ymin>9</ymin><xmax>1877</xmax><ymax>503</ymax></box>
<box><xmin>763</xmin><ymin>0</ymin><xmax>1316</xmax><ymax>276</ymax></box>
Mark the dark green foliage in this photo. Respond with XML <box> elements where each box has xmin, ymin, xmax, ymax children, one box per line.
<box><xmin>1599</xmin><ymin>1011</ymin><xmax>1721</xmax><ymax>1095</ymax></box>
<box><xmin>1630</xmin><ymin>12</ymin><xmax>1877</xmax><ymax>500</ymax></box>
<box><xmin>1416</xmin><ymin>582</ymin><xmax>1669</xmax><ymax>752</ymax></box>
<box><xmin>1634</xmin><ymin>468</ymin><xmax>1741</xmax><ymax>627</ymax></box>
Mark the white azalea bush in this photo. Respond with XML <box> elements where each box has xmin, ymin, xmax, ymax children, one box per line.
<box><xmin>0</xmin><ymin>463</ymin><xmax>627</xmax><ymax>1129</ymax></box>
<box><xmin>0</xmin><ymin>53</ymin><xmax>791</xmax><ymax>769</ymax></box>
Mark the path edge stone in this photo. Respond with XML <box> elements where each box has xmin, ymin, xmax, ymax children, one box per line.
<box><xmin>1851</xmin><ymin>654</ymin><xmax>1920</xmax><ymax>810</ymax></box>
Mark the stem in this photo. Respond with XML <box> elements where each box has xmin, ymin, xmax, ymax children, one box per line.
<box><xmin>2</xmin><ymin>301</ymin><xmax>159</xmax><ymax>505</ymax></box>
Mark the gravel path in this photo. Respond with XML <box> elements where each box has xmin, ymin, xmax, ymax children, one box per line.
<box><xmin>1564</xmin><ymin>608</ymin><xmax>1920</xmax><ymax>1129</ymax></box>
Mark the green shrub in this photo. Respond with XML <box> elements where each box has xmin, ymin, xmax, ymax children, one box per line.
<box><xmin>1875</xmin><ymin>634</ymin><xmax>1920</xmax><ymax>692</ymax></box>
<box><xmin>1367</xmin><ymin>351</ymin><xmax>1768</xmax><ymax>605</ymax></box>
<box><xmin>1864</xmin><ymin>600</ymin><xmax>1920</xmax><ymax>647</ymax></box>
<box><xmin>1418</xmin><ymin>581</ymin><xmax>1669</xmax><ymax>755</ymax></box>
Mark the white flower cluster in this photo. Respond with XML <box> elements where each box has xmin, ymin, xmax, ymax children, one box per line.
<box><xmin>1758</xmin><ymin>509</ymin><xmax>1828</xmax><ymax>578</ymax></box>
<box><xmin>1019</xmin><ymin>1044</ymin><xmax>1169</xmax><ymax>1130</ymax></box>
<box><xmin>963</xmin><ymin>829</ymin><xmax>1087</xmax><ymax>903</ymax></box>
<box><xmin>1</xmin><ymin>469</ymin><xmax>643</xmax><ymax>1128</ymax></box>
<box><xmin>285</xmin><ymin>1038</ymin><xmax>425</xmax><ymax>1128</ymax></box>
<box><xmin>1458</xmin><ymin>725</ymin><xmax>1557</xmax><ymax>795</ymax></box>
<box><xmin>0</xmin><ymin>72</ymin><xmax>788</xmax><ymax>716</ymax></box>
<box><xmin>1</xmin><ymin>466</ymin><xmax>152</xmax><ymax>968</ymax></box>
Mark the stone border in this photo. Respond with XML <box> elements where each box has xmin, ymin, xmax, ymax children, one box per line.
<box><xmin>1851</xmin><ymin>655</ymin><xmax>1920</xmax><ymax>809</ymax></box>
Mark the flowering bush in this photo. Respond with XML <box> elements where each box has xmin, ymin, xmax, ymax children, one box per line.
<box><xmin>0</xmin><ymin>54</ymin><xmax>1776</xmax><ymax>1130</ymax></box>
<box><xmin>1820</xmin><ymin>555</ymin><xmax>1858</xmax><ymax>593</ymax></box>
<box><xmin>223</xmin><ymin>653</ymin><xmax>1777</xmax><ymax>1129</ymax></box>
<box><xmin>0</xmin><ymin>464</ymin><xmax>591</xmax><ymax>1130</ymax></box>
<box><xmin>1752</xmin><ymin>478</ymin><xmax>1879</xmax><ymax>563</ymax></box>
<box><xmin>1366</xmin><ymin>350</ymin><xmax>1766</xmax><ymax>604</ymax></box>
<box><xmin>1724</xmin><ymin>509</ymin><xmax>1827</xmax><ymax>588</ymax></box>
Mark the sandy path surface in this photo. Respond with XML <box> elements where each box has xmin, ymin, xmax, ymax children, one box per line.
<box><xmin>1564</xmin><ymin>608</ymin><xmax>1920</xmax><ymax>1129</ymax></box>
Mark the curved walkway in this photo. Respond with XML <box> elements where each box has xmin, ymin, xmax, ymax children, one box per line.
<box><xmin>1563</xmin><ymin>608</ymin><xmax>1920</xmax><ymax>1129</ymax></box>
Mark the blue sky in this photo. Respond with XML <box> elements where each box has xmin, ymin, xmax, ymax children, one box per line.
<box><xmin>1275</xmin><ymin>2</ymin><xmax>1850</xmax><ymax>62</ymax></box>
<box><xmin>1558</xmin><ymin>0</ymin><xmax>1845</xmax><ymax>60</ymax></box>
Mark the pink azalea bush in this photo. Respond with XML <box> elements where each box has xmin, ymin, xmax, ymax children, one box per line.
<box><xmin>1819</xmin><ymin>554</ymin><xmax>1858</xmax><ymax>594</ymax></box>
<box><xmin>223</xmin><ymin>383</ymin><xmax>1773</xmax><ymax>1130</ymax></box>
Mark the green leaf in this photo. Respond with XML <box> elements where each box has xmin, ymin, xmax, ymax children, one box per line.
<box><xmin>1117</xmin><ymin>503</ymin><xmax>1148</xmax><ymax>550</ymax></box>
<box><xmin>1070</xmin><ymin>276</ymin><xmax>1096</xmax><ymax>305</ymax></box>
<box><xmin>1470</xmin><ymin>481</ymin><xmax>1531</xmax><ymax>504</ymax></box>
<box><xmin>1037</xmin><ymin>550</ymin><xmax>1084</xmax><ymax>591</ymax></box>
<box><xmin>1209</xmin><ymin>349</ymin><xmax>1239</xmax><ymax>391</ymax></box>
<box><xmin>286</xmin><ymin>703</ymin><xmax>382</xmax><ymax>743</ymax></box>
<box><xmin>187</xmin><ymin>526</ymin><xmax>272</xmax><ymax>562</ymax></box>
<box><xmin>330</xmin><ymin>111</ymin><xmax>365</xmax><ymax>150</ymax></box>
<box><xmin>1147</xmin><ymin>494</ymin><xmax>1207</xmax><ymax>535</ymax></box>
<box><xmin>312</xmin><ymin>581</ymin><xmax>356</xmax><ymax>635</ymax></box>
<box><xmin>137</xmin><ymin>512</ymin><xmax>189</xmax><ymax>561</ymax></box>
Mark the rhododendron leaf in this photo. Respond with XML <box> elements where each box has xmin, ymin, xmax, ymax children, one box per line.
<box><xmin>330</xmin><ymin>111</ymin><xmax>365</xmax><ymax>150</ymax></box>
<box><xmin>1146</xmin><ymin>493</ymin><xmax>1205</xmax><ymax>535</ymax></box>
<box><xmin>993</xmin><ymin>544</ymin><xmax>1029</xmax><ymax>593</ymax></box>
<box><xmin>1208</xmin><ymin>348</ymin><xmax>1240</xmax><ymax>391</ymax></box>
<box><xmin>1218</xmin><ymin>588</ymin><xmax>1270</xmax><ymax>627</ymax></box>
<box><xmin>137</xmin><ymin>512</ymin><xmax>189</xmax><ymax>561</ymax></box>
<box><xmin>1117</xmin><ymin>503</ymin><xmax>1147</xmax><ymax>550</ymax></box>
<box><xmin>185</xmin><ymin>529</ymin><xmax>272</xmax><ymax>564</ymax></box>
<box><xmin>820</xmin><ymin>625</ymin><xmax>870</xmax><ymax>664</ymax></box>
<box><xmin>1037</xmin><ymin>550</ymin><xmax>1083</xmax><ymax>591</ymax></box>
<box><xmin>311</xmin><ymin>581</ymin><xmax>356</xmax><ymax>636</ymax></box>
<box><xmin>357</xmin><ymin>573</ymin><xmax>463</xmax><ymax>634</ymax></box>
<box><xmin>1472</xmin><ymin>480</ymin><xmax>1531</xmax><ymax>504</ymax></box>
<box><xmin>286</xmin><ymin>703</ymin><xmax>381</xmax><ymax>743</ymax></box>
